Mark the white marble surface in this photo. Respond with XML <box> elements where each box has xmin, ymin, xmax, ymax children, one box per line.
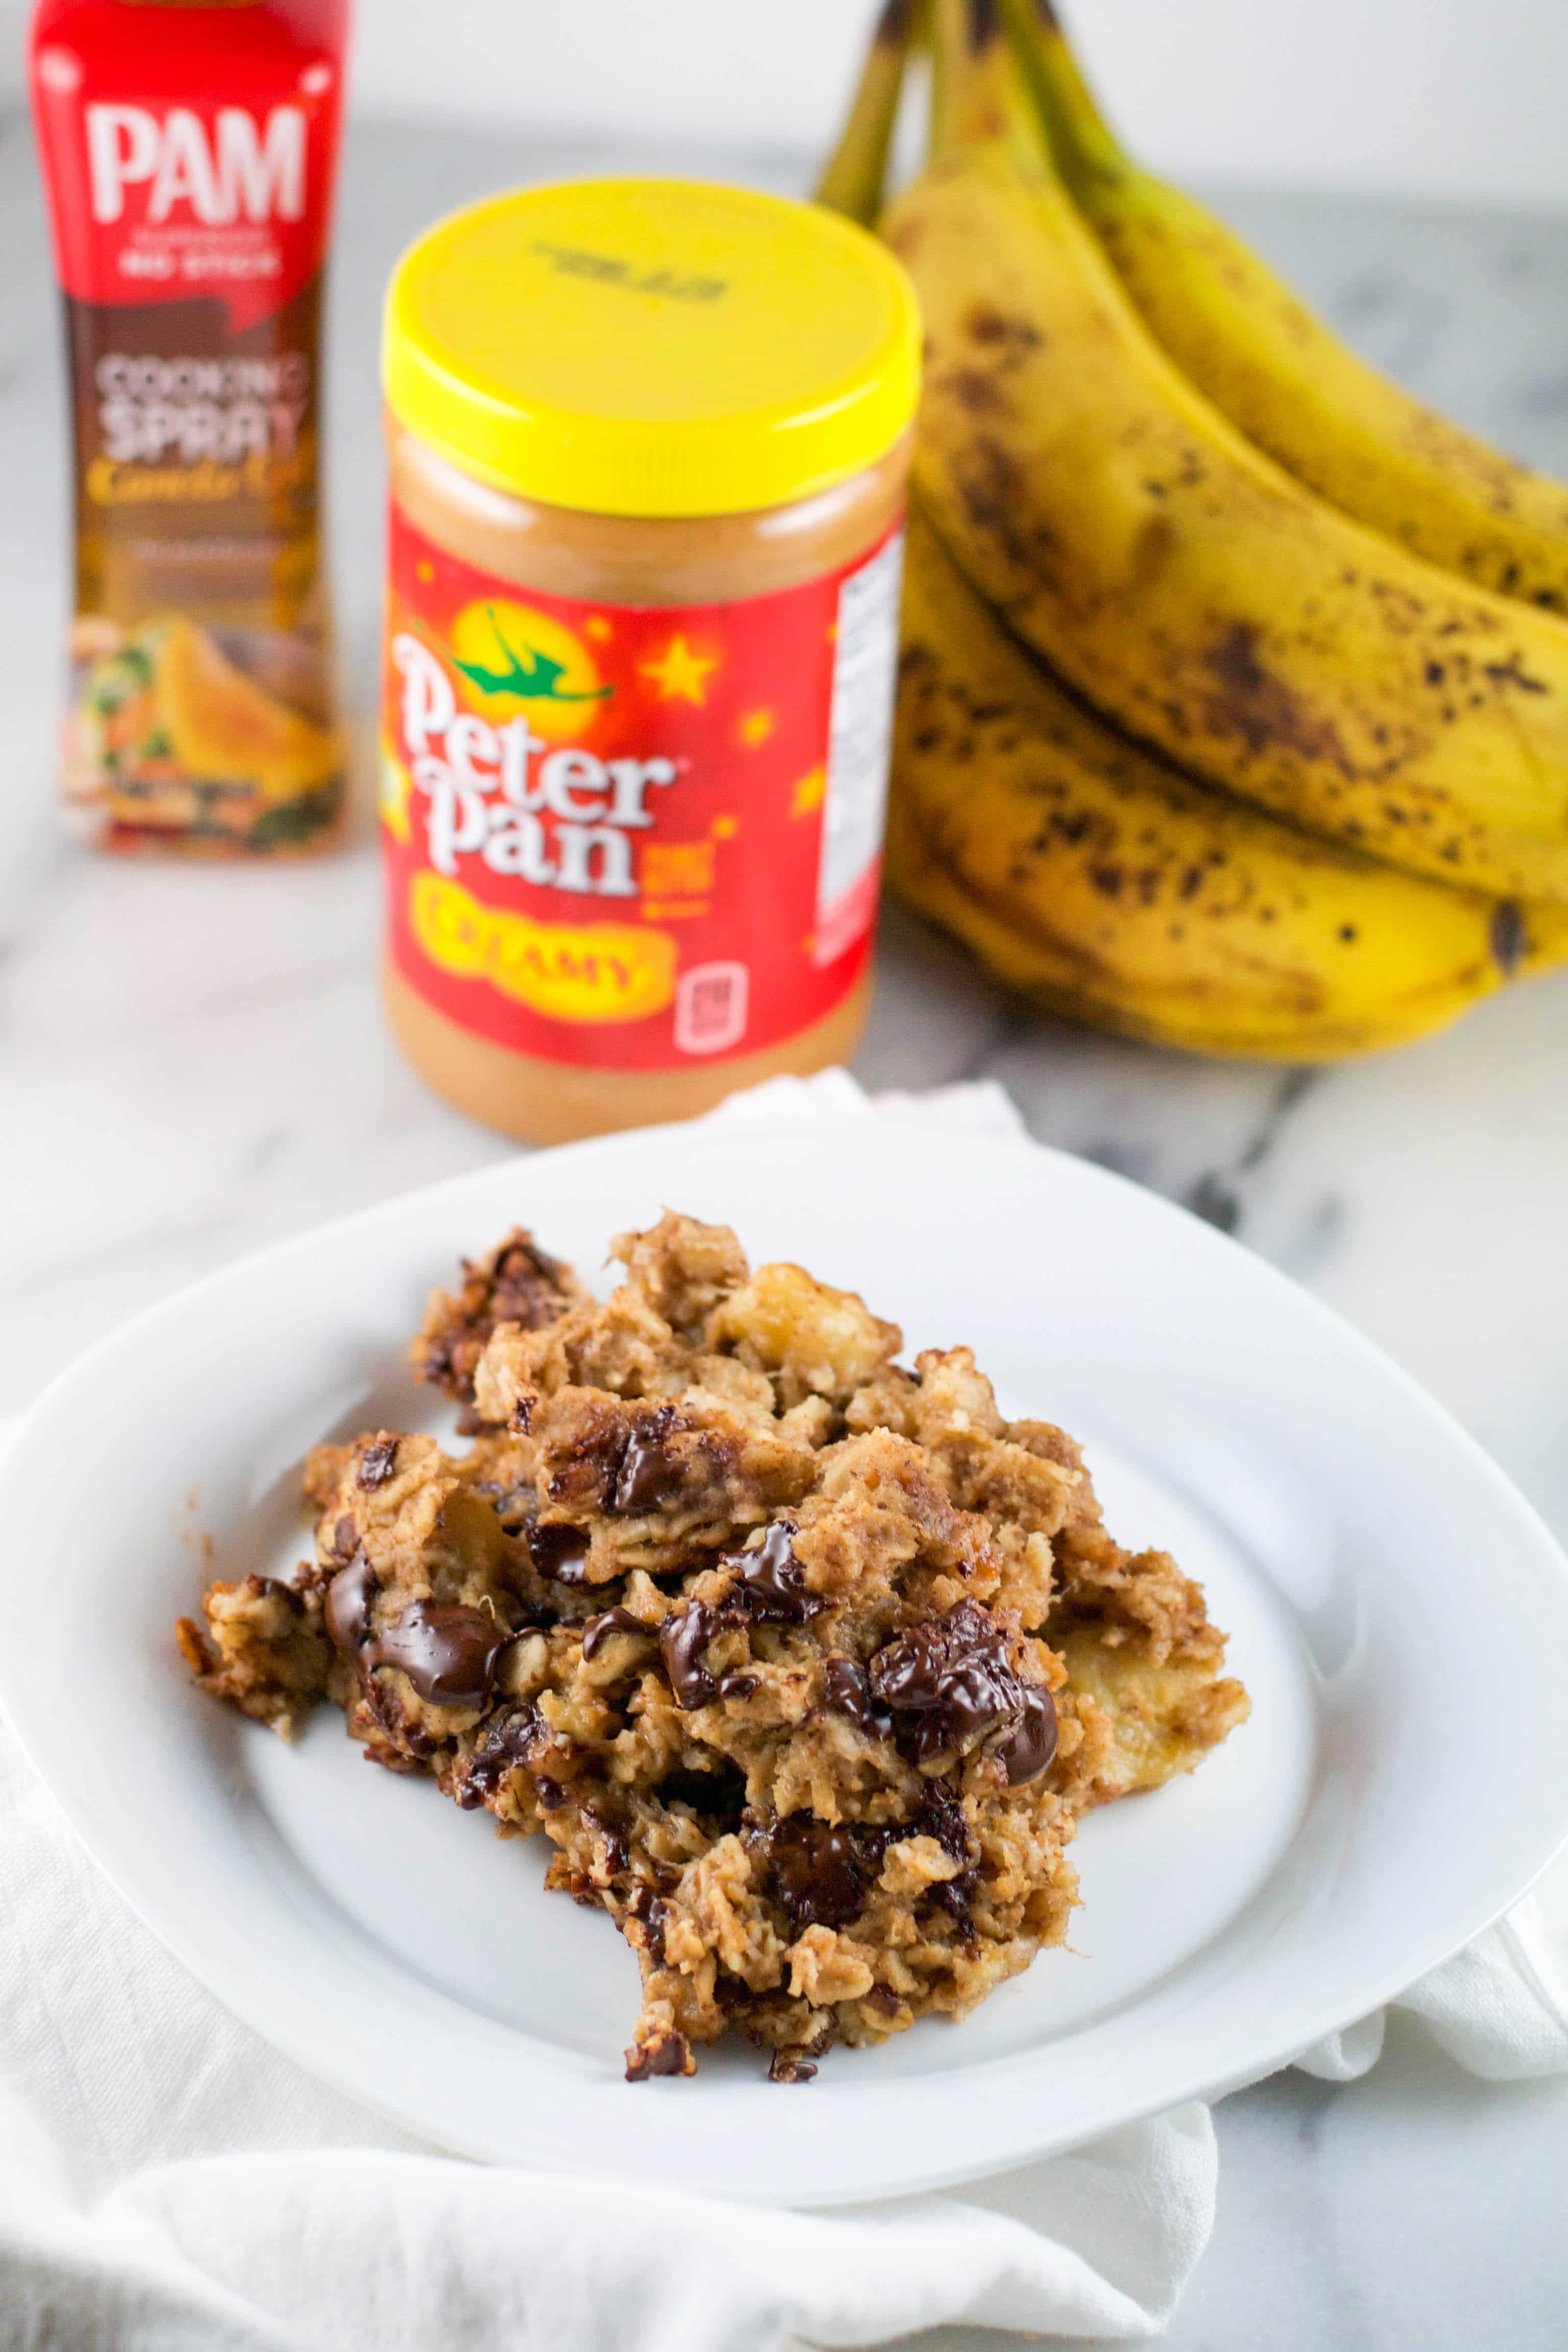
<box><xmin>4</xmin><ymin>107</ymin><xmax>1568</xmax><ymax>2348</ymax></box>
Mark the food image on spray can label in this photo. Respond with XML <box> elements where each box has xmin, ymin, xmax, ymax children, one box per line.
<box><xmin>29</xmin><ymin>0</ymin><xmax>350</xmax><ymax>854</ymax></box>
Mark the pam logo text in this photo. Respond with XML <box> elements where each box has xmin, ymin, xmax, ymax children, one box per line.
<box><xmin>85</xmin><ymin>105</ymin><xmax>306</xmax><ymax>227</ymax></box>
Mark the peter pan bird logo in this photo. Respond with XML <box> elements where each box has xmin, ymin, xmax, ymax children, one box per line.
<box><xmin>449</xmin><ymin>600</ymin><xmax>612</xmax><ymax>742</ymax></box>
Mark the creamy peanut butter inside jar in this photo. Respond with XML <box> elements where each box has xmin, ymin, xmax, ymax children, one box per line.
<box><xmin>379</xmin><ymin>179</ymin><xmax>920</xmax><ymax>1143</ymax></box>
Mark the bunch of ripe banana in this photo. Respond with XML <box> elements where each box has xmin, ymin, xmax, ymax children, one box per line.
<box><xmin>817</xmin><ymin>0</ymin><xmax>1568</xmax><ymax>1057</ymax></box>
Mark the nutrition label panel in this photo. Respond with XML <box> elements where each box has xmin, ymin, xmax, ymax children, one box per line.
<box><xmin>815</xmin><ymin>525</ymin><xmax>905</xmax><ymax>965</ymax></box>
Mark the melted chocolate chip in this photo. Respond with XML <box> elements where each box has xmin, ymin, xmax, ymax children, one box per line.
<box><xmin>611</xmin><ymin>1409</ymin><xmax>681</xmax><ymax>1513</ymax></box>
<box><xmin>996</xmin><ymin>1684</ymin><xmax>1058</xmax><ymax>1786</ymax></box>
<box><xmin>626</xmin><ymin>1880</ymin><xmax>668</xmax><ymax>1963</ymax></box>
<box><xmin>660</xmin><ymin>1600</ymin><xmax>720</xmax><ymax>1708</ymax></box>
<box><xmin>625</xmin><ymin>2029</ymin><xmax>691</xmax><ymax>2081</ymax></box>
<box><xmin>655</xmin><ymin>1759</ymin><xmax>747</xmax><ymax>1828</ymax></box>
<box><xmin>489</xmin><ymin>1237</ymin><xmax>574</xmax><ymax>1331</ymax></box>
<box><xmin>418</xmin><ymin>1235</ymin><xmax>577</xmax><ymax>1403</ymax></box>
<box><xmin>360</xmin><ymin>1670</ymin><xmax>439</xmax><ymax>1763</ymax></box>
<box><xmin>725</xmin><ymin>1520</ymin><xmax>817</xmax><ymax>1622</ymax></box>
<box><xmin>924</xmin><ymin>1875</ymin><xmax>979</xmax><ymax>1936</ymax></box>
<box><xmin>332</xmin><ymin>1512</ymin><xmax>359</xmax><ymax>1562</ymax></box>
<box><xmin>821</xmin><ymin>1656</ymin><xmax>894</xmax><ymax>1741</ymax></box>
<box><xmin>718</xmin><ymin>1672</ymin><xmax>759</xmax><ymax>1701</ymax></box>
<box><xmin>510</xmin><ymin>1394</ymin><xmax>534</xmax><ymax>1435</ymax></box>
<box><xmin>869</xmin><ymin>1600</ymin><xmax>1032</xmax><ymax>1766</ymax></box>
<box><xmin>768</xmin><ymin>1813</ymin><xmax>890</xmax><ymax>1936</ymax></box>
<box><xmin>459</xmin><ymin>1702</ymin><xmax>541</xmax><ymax>1807</ymax></box>
<box><xmin>581</xmin><ymin>1797</ymin><xmax>631</xmax><ymax>1879</ymax></box>
<box><xmin>534</xmin><ymin>1775</ymin><xmax>568</xmax><ymax>1810</ymax></box>
<box><xmin>910</xmin><ymin>1780</ymin><xmax>974</xmax><ymax>1870</ymax></box>
<box><xmin>768</xmin><ymin>2050</ymin><xmax>819</xmax><ymax>2084</ymax></box>
<box><xmin>357</xmin><ymin>1437</ymin><xmax>400</xmax><ymax>1490</ymax></box>
<box><xmin>324</xmin><ymin>1551</ymin><xmax>377</xmax><ymax>1660</ymax></box>
<box><xmin>367</xmin><ymin>1600</ymin><xmax>508</xmax><ymax>1706</ymax></box>
<box><xmin>416</xmin><ymin>1330</ymin><xmax>460</xmax><ymax>1390</ymax></box>
<box><xmin>581</xmin><ymin>1605</ymin><xmax>643</xmax><ymax>1660</ymax></box>
<box><xmin>528</xmin><ymin>1522</ymin><xmax>591</xmax><ymax>1583</ymax></box>
<box><xmin>907</xmin><ymin>1780</ymin><xmax>981</xmax><ymax>1930</ymax></box>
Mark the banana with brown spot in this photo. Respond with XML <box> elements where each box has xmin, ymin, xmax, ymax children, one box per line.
<box><xmin>888</xmin><ymin>504</ymin><xmax>1568</xmax><ymax>1059</ymax></box>
<box><xmin>1006</xmin><ymin>0</ymin><xmax>1568</xmax><ymax>615</ymax></box>
<box><xmin>885</xmin><ymin>0</ymin><xmax>1568</xmax><ymax>902</ymax></box>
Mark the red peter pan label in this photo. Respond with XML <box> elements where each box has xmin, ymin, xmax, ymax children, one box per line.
<box><xmin>380</xmin><ymin>502</ymin><xmax>905</xmax><ymax>1069</ymax></box>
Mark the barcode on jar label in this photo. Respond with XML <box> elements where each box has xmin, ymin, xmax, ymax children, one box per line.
<box><xmin>675</xmin><ymin>960</ymin><xmax>750</xmax><ymax>1056</ymax></box>
<box><xmin>814</xmin><ymin>526</ymin><xmax>905</xmax><ymax>967</ymax></box>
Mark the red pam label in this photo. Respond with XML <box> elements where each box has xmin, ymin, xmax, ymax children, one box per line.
<box><xmin>380</xmin><ymin>501</ymin><xmax>905</xmax><ymax>1072</ymax></box>
<box><xmin>30</xmin><ymin>0</ymin><xmax>347</xmax><ymax>332</ymax></box>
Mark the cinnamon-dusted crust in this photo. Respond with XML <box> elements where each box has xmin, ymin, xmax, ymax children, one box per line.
<box><xmin>179</xmin><ymin>1210</ymin><xmax>1247</xmax><ymax>2080</ymax></box>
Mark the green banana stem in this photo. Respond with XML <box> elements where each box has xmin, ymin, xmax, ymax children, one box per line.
<box><xmin>999</xmin><ymin>0</ymin><xmax>1132</xmax><ymax>192</ymax></box>
<box><xmin>813</xmin><ymin>0</ymin><xmax>918</xmax><ymax>225</ymax></box>
<box><xmin>929</xmin><ymin>0</ymin><xmax>1050</xmax><ymax>170</ymax></box>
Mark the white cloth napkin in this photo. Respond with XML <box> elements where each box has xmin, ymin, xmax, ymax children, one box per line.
<box><xmin>3</xmin><ymin>1069</ymin><xmax>1566</xmax><ymax>2350</ymax></box>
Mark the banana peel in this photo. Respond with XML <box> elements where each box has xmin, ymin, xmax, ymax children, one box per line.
<box><xmin>1005</xmin><ymin>0</ymin><xmax>1568</xmax><ymax>616</ymax></box>
<box><xmin>888</xmin><ymin>2</ymin><xmax>1568</xmax><ymax>904</ymax></box>
<box><xmin>889</xmin><ymin>505</ymin><xmax>1568</xmax><ymax>1059</ymax></box>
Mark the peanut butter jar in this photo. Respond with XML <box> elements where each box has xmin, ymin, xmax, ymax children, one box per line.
<box><xmin>379</xmin><ymin>178</ymin><xmax>920</xmax><ymax>1144</ymax></box>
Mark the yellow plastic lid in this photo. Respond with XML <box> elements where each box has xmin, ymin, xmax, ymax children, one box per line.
<box><xmin>382</xmin><ymin>178</ymin><xmax>922</xmax><ymax>520</ymax></box>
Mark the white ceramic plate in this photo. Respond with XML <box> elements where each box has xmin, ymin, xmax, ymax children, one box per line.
<box><xmin>4</xmin><ymin>1114</ymin><xmax>1568</xmax><ymax>2206</ymax></box>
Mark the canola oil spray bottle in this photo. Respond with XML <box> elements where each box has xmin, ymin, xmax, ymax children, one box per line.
<box><xmin>29</xmin><ymin>0</ymin><xmax>350</xmax><ymax>854</ymax></box>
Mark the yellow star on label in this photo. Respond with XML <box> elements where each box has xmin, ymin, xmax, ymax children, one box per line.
<box><xmin>640</xmin><ymin>633</ymin><xmax>719</xmax><ymax>705</ymax></box>
<box><xmin>584</xmin><ymin>616</ymin><xmax>615</xmax><ymax>643</ymax></box>
<box><xmin>738</xmin><ymin>706</ymin><xmax>775</xmax><ymax>748</ymax></box>
<box><xmin>791</xmin><ymin>766</ymin><xmax>826</xmax><ymax>818</ymax></box>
